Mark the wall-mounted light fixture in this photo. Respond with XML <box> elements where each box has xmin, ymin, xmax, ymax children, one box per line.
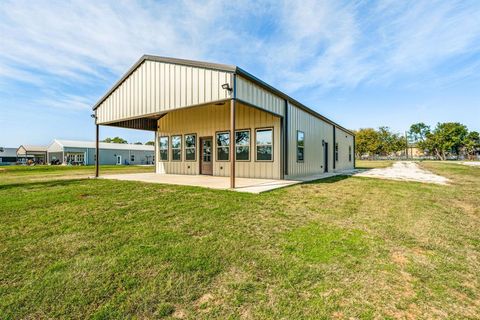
<box><xmin>221</xmin><ymin>83</ymin><xmax>232</xmax><ymax>92</ymax></box>
<box><xmin>322</xmin><ymin>139</ymin><xmax>325</xmax><ymax>146</ymax></box>
<box><xmin>90</xmin><ymin>113</ymin><xmax>97</xmax><ymax>119</ymax></box>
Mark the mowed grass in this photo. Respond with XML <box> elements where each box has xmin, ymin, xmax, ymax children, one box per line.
<box><xmin>0</xmin><ymin>165</ymin><xmax>154</xmax><ymax>186</ymax></box>
<box><xmin>0</xmin><ymin>162</ymin><xmax>479</xmax><ymax>319</ymax></box>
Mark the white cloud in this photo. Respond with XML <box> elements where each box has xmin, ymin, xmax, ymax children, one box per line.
<box><xmin>0</xmin><ymin>0</ymin><xmax>479</xmax><ymax>112</ymax></box>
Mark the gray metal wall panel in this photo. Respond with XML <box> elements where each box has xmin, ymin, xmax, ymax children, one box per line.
<box><xmin>286</xmin><ymin>102</ymin><xmax>334</xmax><ymax>178</ymax></box>
<box><xmin>236</xmin><ymin>76</ymin><xmax>285</xmax><ymax>117</ymax></box>
<box><xmin>334</xmin><ymin>127</ymin><xmax>355</xmax><ymax>171</ymax></box>
<box><xmin>96</xmin><ymin>60</ymin><xmax>233</xmax><ymax>124</ymax></box>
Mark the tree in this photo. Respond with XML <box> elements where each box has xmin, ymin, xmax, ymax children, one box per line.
<box><xmin>377</xmin><ymin>126</ymin><xmax>406</xmax><ymax>155</ymax></box>
<box><xmin>134</xmin><ymin>142</ymin><xmax>143</xmax><ymax>145</ymax></box>
<box><xmin>408</xmin><ymin>123</ymin><xmax>431</xmax><ymax>151</ymax></box>
<box><xmin>424</xmin><ymin>122</ymin><xmax>468</xmax><ymax>160</ymax></box>
<box><xmin>102</xmin><ymin>137</ymin><xmax>128</xmax><ymax>144</ymax></box>
<box><xmin>354</xmin><ymin>128</ymin><xmax>380</xmax><ymax>158</ymax></box>
<box><xmin>464</xmin><ymin>131</ymin><xmax>480</xmax><ymax>159</ymax></box>
<box><xmin>145</xmin><ymin>141</ymin><xmax>155</xmax><ymax>146</ymax></box>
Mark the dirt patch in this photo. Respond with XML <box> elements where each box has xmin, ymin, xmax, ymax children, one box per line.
<box><xmin>353</xmin><ymin>161</ymin><xmax>449</xmax><ymax>185</ymax></box>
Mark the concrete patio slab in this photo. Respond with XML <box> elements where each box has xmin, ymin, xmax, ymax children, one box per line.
<box><xmin>99</xmin><ymin>173</ymin><xmax>301</xmax><ymax>193</ymax></box>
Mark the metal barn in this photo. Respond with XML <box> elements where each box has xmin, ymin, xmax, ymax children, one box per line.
<box><xmin>92</xmin><ymin>55</ymin><xmax>355</xmax><ymax>188</ymax></box>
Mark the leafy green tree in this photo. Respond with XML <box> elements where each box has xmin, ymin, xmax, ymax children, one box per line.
<box><xmin>102</xmin><ymin>137</ymin><xmax>128</xmax><ymax>144</ymax></box>
<box><xmin>145</xmin><ymin>141</ymin><xmax>155</xmax><ymax>146</ymax></box>
<box><xmin>408</xmin><ymin>123</ymin><xmax>431</xmax><ymax>151</ymax></box>
<box><xmin>354</xmin><ymin>128</ymin><xmax>380</xmax><ymax>158</ymax></box>
<box><xmin>464</xmin><ymin>131</ymin><xmax>480</xmax><ymax>159</ymax></box>
<box><xmin>134</xmin><ymin>142</ymin><xmax>143</xmax><ymax>145</ymax></box>
<box><xmin>377</xmin><ymin>126</ymin><xmax>406</xmax><ymax>155</ymax></box>
<box><xmin>424</xmin><ymin>122</ymin><xmax>468</xmax><ymax>160</ymax></box>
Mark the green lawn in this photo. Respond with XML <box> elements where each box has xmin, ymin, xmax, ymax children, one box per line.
<box><xmin>0</xmin><ymin>165</ymin><xmax>154</xmax><ymax>186</ymax></box>
<box><xmin>0</xmin><ymin>162</ymin><xmax>479</xmax><ymax>319</ymax></box>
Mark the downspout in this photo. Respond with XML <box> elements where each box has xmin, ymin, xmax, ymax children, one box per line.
<box><xmin>333</xmin><ymin>126</ymin><xmax>336</xmax><ymax>171</ymax></box>
<box><xmin>284</xmin><ymin>99</ymin><xmax>288</xmax><ymax>178</ymax></box>
<box><xmin>353</xmin><ymin>135</ymin><xmax>356</xmax><ymax>169</ymax></box>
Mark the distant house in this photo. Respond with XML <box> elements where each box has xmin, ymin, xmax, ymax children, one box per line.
<box><xmin>47</xmin><ymin>139</ymin><xmax>154</xmax><ymax>165</ymax></box>
<box><xmin>0</xmin><ymin>147</ymin><xmax>18</xmax><ymax>165</ymax></box>
<box><xmin>17</xmin><ymin>145</ymin><xmax>48</xmax><ymax>164</ymax></box>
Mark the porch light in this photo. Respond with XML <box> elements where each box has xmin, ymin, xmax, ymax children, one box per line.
<box><xmin>221</xmin><ymin>83</ymin><xmax>232</xmax><ymax>92</ymax></box>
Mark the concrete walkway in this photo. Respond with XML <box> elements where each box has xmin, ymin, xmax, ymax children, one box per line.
<box><xmin>100</xmin><ymin>173</ymin><xmax>301</xmax><ymax>193</ymax></box>
<box><xmin>353</xmin><ymin>161</ymin><xmax>449</xmax><ymax>185</ymax></box>
<box><xmin>99</xmin><ymin>170</ymin><xmax>359</xmax><ymax>193</ymax></box>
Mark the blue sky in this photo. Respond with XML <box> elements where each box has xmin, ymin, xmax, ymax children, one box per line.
<box><xmin>1</xmin><ymin>0</ymin><xmax>479</xmax><ymax>147</ymax></box>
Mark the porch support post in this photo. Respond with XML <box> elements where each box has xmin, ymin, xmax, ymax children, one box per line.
<box><xmin>95</xmin><ymin>124</ymin><xmax>100</xmax><ymax>177</ymax></box>
<box><xmin>230</xmin><ymin>97</ymin><xmax>236</xmax><ymax>189</ymax></box>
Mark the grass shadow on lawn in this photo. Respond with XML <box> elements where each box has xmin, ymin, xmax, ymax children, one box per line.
<box><xmin>303</xmin><ymin>175</ymin><xmax>351</xmax><ymax>185</ymax></box>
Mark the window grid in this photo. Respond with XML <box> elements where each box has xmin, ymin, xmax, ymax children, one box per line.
<box><xmin>297</xmin><ymin>130</ymin><xmax>305</xmax><ymax>162</ymax></box>
<box><xmin>235</xmin><ymin>129</ymin><xmax>250</xmax><ymax>161</ymax></box>
<box><xmin>185</xmin><ymin>134</ymin><xmax>196</xmax><ymax>161</ymax></box>
<box><xmin>255</xmin><ymin>128</ymin><xmax>273</xmax><ymax>162</ymax></box>
<box><xmin>171</xmin><ymin>135</ymin><xmax>182</xmax><ymax>161</ymax></box>
<box><xmin>159</xmin><ymin>136</ymin><xmax>169</xmax><ymax>161</ymax></box>
<box><xmin>216</xmin><ymin>131</ymin><xmax>230</xmax><ymax>161</ymax></box>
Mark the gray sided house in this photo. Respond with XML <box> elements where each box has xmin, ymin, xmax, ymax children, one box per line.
<box><xmin>92</xmin><ymin>55</ymin><xmax>355</xmax><ymax>188</ymax></box>
<box><xmin>47</xmin><ymin>140</ymin><xmax>154</xmax><ymax>165</ymax></box>
<box><xmin>0</xmin><ymin>147</ymin><xmax>18</xmax><ymax>165</ymax></box>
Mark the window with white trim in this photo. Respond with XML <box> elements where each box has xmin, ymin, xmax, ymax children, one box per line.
<box><xmin>256</xmin><ymin>128</ymin><xmax>273</xmax><ymax>161</ymax></box>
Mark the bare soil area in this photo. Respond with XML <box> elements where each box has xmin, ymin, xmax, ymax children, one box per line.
<box><xmin>353</xmin><ymin>161</ymin><xmax>449</xmax><ymax>185</ymax></box>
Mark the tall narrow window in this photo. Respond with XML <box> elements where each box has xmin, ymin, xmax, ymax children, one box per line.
<box><xmin>335</xmin><ymin>143</ymin><xmax>339</xmax><ymax>162</ymax></box>
<box><xmin>256</xmin><ymin>128</ymin><xmax>273</xmax><ymax>161</ymax></box>
<box><xmin>349</xmin><ymin>145</ymin><xmax>352</xmax><ymax>162</ymax></box>
<box><xmin>216</xmin><ymin>132</ymin><xmax>230</xmax><ymax>161</ymax></box>
<box><xmin>235</xmin><ymin>130</ymin><xmax>250</xmax><ymax>161</ymax></box>
<box><xmin>297</xmin><ymin>131</ymin><xmax>305</xmax><ymax>162</ymax></box>
<box><xmin>159</xmin><ymin>136</ymin><xmax>168</xmax><ymax>161</ymax></box>
<box><xmin>172</xmin><ymin>135</ymin><xmax>182</xmax><ymax>161</ymax></box>
<box><xmin>185</xmin><ymin>134</ymin><xmax>196</xmax><ymax>161</ymax></box>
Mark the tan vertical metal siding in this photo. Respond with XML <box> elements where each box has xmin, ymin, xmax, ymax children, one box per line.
<box><xmin>286</xmin><ymin>102</ymin><xmax>334</xmax><ymax>178</ymax></box>
<box><xmin>335</xmin><ymin>127</ymin><xmax>355</xmax><ymax>171</ymax></box>
<box><xmin>236</xmin><ymin>76</ymin><xmax>285</xmax><ymax>117</ymax></box>
<box><xmin>157</xmin><ymin>103</ymin><xmax>281</xmax><ymax>179</ymax></box>
<box><xmin>96</xmin><ymin>60</ymin><xmax>233</xmax><ymax>124</ymax></box>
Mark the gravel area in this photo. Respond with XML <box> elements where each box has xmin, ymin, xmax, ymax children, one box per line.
<box><xmin>353</xmin><ymin>161</ymin><xmax>449</xmax><ymax>185</ymax></box>
<box><xmin>461</xmin><ymin>161</ymin><xmax>480</xmax><ymax>167</ymax></box>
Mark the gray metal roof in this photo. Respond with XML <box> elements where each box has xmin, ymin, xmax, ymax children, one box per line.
<box><xmin>52</xmin><ymin>139</ymin><xmax>154</xmax><ymax>151</ymax></box>
<box><xmin>0</xmin><ymin>147</ymin><xmax>18</xmax><ymax>157</ymax></box>
<box><xmin>93</xmin><ymin>55</ymin><xmax>354</xmax><ymax>135</ymax></box>
<box><xmin>18</xmin><ymin>145</ymin><xmax>48</xmax><ymax>152</ymax></box>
